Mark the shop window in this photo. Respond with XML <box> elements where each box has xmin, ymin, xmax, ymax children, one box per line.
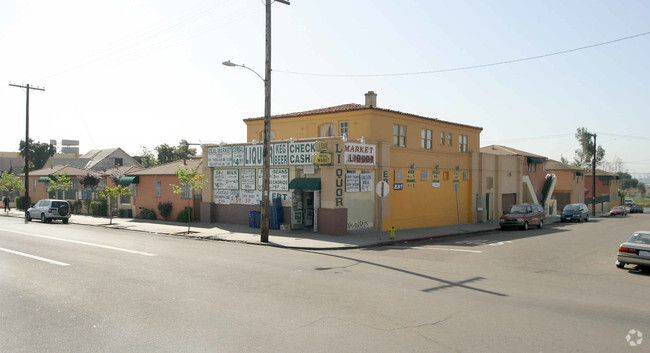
<box><xmin>421</xmin><ymin>129</ymin><xmax>432</xmax><ymax>149</ymax></box>
<box><xmin>421</xmin><ymin>170</ymin><xmax>429</xmax><ymax>181</ymax></box>
<box><xmin>319</xmin><ymin>123</ymin><xmax>337</xmax><ymax>137</ymax></box>
<box><xmin>393</xmin><ymin>124</ymin><xmax>406</xmax><ymax>147</ymax></box>
<box><xmin>463</xmin><ymin>172</ymin><xmax>470</xmax><ymax>180</ymax></box>
<box><xmin>394</xmin><ymin>170</ymin><xmax>403</xmax><ymax>183</ymax></box>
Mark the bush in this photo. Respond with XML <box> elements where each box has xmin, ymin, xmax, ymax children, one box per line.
<box><xmin>176</xmin><ymin>206</ymin><xmax>193</xmax><ymax>223</ymax></box>
<box><xmin>90</xmin><ymin>200</ymin><xmax>108</xmax><ymax>216</ymax></box>
<box><xmin>158</xmin><ymin>201</ymin><xmax>173</xmax><ymax>221</ymax></box>
<box><xmin>70</xmin><ymin>200</ymin><xmax>83</xmax><ymax>214</ymax></box>
<box><xmin>15</xmin><ymin>196</ymin><xmax>25</xmax><ymax>210</ymax></box>
<box><xmin>137</xmin><ymin>208</ymin><xmax>157</xmax><ymax>220</ymax></box>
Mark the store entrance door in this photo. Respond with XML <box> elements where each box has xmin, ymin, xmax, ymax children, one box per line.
<box><xmin>291</xmin><ymin>190</ymin><xmax>315</xmax><ymax>230</ymax></box>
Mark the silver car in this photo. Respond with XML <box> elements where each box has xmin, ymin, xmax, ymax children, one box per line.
<box><xmin>27</xmin><ymin>199</ymin><xmax>71</xmax><ymax>224</ymax></box>
<box><xmin>616</xmin><ymin>231</ymin><xmax>650</xmax><ymax>269</ymax></box>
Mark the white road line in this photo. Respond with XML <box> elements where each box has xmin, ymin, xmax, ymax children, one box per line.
<box><xmin>0</xmin><ymin>247</ymin><xmax>70</xmax><ymax>266</ymax></box>
<box><xmin>388</xmin><ymin>246</ymin><xmax>483</xmax><ymax>253</ymax></box>
<box><xmin>0</xmin><ymin>229</ymin><xmax>157</xmax><ymax>257</ymax></box>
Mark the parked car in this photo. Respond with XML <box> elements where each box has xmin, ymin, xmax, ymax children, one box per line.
<box><xmin>499</xmin><ymin>204</ymin><xmax>546</xmax><ymax>230</ymax></box>
<box><xmin>629</xmin><ymin>204</ymin><xmax>644</xmax><ymax>213</ymax></box>
<box><xmin>625</xmin><ymin>199</ymin><xmax>635</xmax><ymax>207</ymax></box>
<box><xmin>27</xmin><ymin>199</ymin><xmax>71</xmax><ymax>223</ymax></box>
<box><xmin>560</xmin><ymin>203</ymin><xmax>589</xmax><ymax>222</ymax></box>
<box><xmin>610</xmin><ymin>206</ymin><xmax>627</xmax><ymax>217</ymax></box>
<box><xmin>616</xmin><ymin>231</ymin><xmax>650</xmax><ymax>269</ymax></box>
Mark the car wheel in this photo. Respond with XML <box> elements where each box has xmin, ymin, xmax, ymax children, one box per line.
<box><xmin>538</xmin><ymin>220</ymin><xmax>543</xmax><ymax>229</ymax></box>
<box><xmin>40</xmin><ymin>213</ymin><xmax>46</xmax><ymax>223</ymax></box>
<box><xmin>616</xmin><ymin>260</ymin><xmax>626</xmax><ymax>269</ymax></box>
<box><xmin>26</xmin><ymin>212</ymin><xmax>32</xmax><ymax>221</ymax></box>
<box><xmin>585</xmin><ymin>216</ymin><xmax>589</xmax><ymax>222</ymax></box>
<box><xmin>62</xmin><ymin>218</ymin><xmax>68</xmax><ymax>224</ymax></box>
<box><xmin>523</xmin><ymin>221</ymin><xmax>529</xmax><ymax>231</ymax></box>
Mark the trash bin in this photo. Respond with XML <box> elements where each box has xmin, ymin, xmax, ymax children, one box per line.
<box><xmin>249</xmin><ymin>211</ymin><xmax>261</xmax><ymax>228</ymax></box>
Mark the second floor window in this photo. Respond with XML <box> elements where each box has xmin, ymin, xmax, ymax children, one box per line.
<box><xmin>528</xmin><ymin>163</ymin><xmax>536</xmax><ymax>172</ymax></box>
<box><xmin>440</xmin><ymin>131</ymin><xmax>445</xmax><ymax>145</ymax></box>
<box><xmin>339</xmin><ymin>121</ymin><xmax>348</xmax><ymax>137</ymax></box>
<box><xmin>319</xmin><ymin>123</ymin><xmax>337</xmax><ymax>137</ymax></box>
<box><xmin>447</xmin><ymin>133</ymin><xmax>452</xmax><ymax>146</ymax></box>
<box><xmin>459</xmin><ymin>135</ymin><xmax>468</xmax><ymax>152</ymax></box>
<box><xmin>393</xmin><ymin>124</ymin><xmax>406</xmax><ymax>147</ymax></box>
<box><xmin>421</xmin><ymin>129</ymin><xmax>432</xmax><ymax>149</ymax></box>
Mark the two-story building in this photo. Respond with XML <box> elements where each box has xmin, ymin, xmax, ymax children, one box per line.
<box><xmin>545</xmin><ymin>159</ymin><xmax>585</xmax><ymax>212</ymax></box>
<box><xmin>585</xmin><ymin>169</ymin><xmax>620</xmax><ymax>211</ymax></box>
<box><xmin>202</xmin><ymin>91</ymin><xmax>483</xmax><ymax>234</ymax></box>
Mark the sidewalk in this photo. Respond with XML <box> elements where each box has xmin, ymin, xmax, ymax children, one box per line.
<box><xmin>4</xmin><ymin>209</ymin><xmax>558</xmax><ymax>250</ymax></box>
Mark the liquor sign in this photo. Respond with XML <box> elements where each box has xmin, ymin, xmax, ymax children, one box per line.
<box><xmin>344</xmin><ymin>143</ymin><xmax>375</xmax><ymax>165</ymax></box>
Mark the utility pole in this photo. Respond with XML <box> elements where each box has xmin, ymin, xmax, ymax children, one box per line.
<box><xmin>260</xmin><ymin>0</ymin><xmax>289</xmax><ymax>242</ymax></box>
<box><xmin>9</xmin><ymin>83</ymin><xmax>45</xmax><ymax>223</ymax></box>
<box><xmin>586</xmin><ymin>133</ymin><xmax>597</xmax><ymax>217</ymax></box>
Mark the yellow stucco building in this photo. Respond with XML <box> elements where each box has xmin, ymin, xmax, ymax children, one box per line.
<box><xmin>203</xmin><ymin>91</ymin><xmax>482</xmax><ymax>234</ymax></box>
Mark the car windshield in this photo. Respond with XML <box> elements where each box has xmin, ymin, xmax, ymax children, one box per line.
<box><xmin>613</xmin><ymin>206</ymin><xmax>623</xmax><ymax>210</ymax></box>
<box><xmin>563</xmin><ymin>205</ymin><xmax>579</xmax><ymax>212</ymax></box>
<box><xmin>506</xmin><ymin>205</ymin><xmax>527</xmax><ymax>214</ymax></box>
<box><xmin>627</xmin><ymin>233</ymin><xmax>650</xmax><ymax>245</ymax></box>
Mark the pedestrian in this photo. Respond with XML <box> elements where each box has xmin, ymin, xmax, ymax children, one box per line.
<box><xmin>3</xmin><ymin>196</ymin><xmax>10</xmax><ymax>212</ymax></box>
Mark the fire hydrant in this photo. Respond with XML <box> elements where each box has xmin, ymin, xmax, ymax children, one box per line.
<box><xmin>389</xmin><ymin>225</ymin><xmax>397</xmax><ymax>239</ymax></box>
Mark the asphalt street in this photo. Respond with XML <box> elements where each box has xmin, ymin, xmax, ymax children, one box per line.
<box><xmin>1</xmin><ymin>213</ymin><xmax>649</xmax><ymax>352</ymax></box>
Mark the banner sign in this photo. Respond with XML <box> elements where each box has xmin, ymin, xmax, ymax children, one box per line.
<box><xmin>208</xmin><ymin>142</ymin><xmax>317</xmax><ymax>167</ymax></box>
<box><xmin>360</xmin><ymin>172</ymin><xmax>373</xmax><ymax>192</ymax></box>
<box><xmin>257</xmin><ymin>168</ymin><xmax>289</xmax><ymax>191</ymax></box>
<box><xmin>214</xmin><ymin>169</ymin><xmax>238</xmax><ymax>189</ymax></box>
<box><xmin>344</xmin><ymin>143</ymin><xmax>375</xmax><ymax>165</ymax></box>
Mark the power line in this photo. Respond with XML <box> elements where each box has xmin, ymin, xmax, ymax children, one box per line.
<box><xmin>280</xmin><ymin>31</ymin><xmax>650</xmax><ymax>77</ymax></box>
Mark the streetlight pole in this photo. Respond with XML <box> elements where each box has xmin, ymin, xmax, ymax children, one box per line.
<box><xmin>223</xmin><ymin>0</ymin><xmax>289</xmax><ymax>243</ymax></box>
<box><xmin>586</xmin><ymin>133</ymin><xmax>597</xmax><ymax>217</ymax></box>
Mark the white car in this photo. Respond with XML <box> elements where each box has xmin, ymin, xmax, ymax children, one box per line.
<box><xmin>27</xmin><ymin>199</ymin><xmax>71</xmax><ymax>224</ymax></box>
<box><xmin>617</xmin><ymin>231</ymin><xmax>650</xmax><ymax>270</ymax></box>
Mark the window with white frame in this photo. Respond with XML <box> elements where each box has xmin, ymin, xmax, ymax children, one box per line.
<box><xmin>459</xmin><ymin>135</ymin><xmax>468</xmax><ymax>152</ymax></box>
<box><xmin>421</xmin><ymin>129</ymin><xmax>432</xmax><ymax>149</ymax></box>
<box><xmin>339</xmin><ymin>121</ymin><xmax>348</xmax><ymax>137</ymax></box>
<box><xmin>393</xmin><ymin>124</ymin><xmax>406</xmax><ymax>147</ymax></box>
<box><xmin>155</xmin><ymin>180</ymin><xmax>161</xmax><ymax>197</ymax></box>
<box><xmin>440</xmin><ymin>131</ymin><xmax>445</xmax><ymax>145</ymax></box>
<box><xmin>447</xmin><ymin>133</ymin><xmax>452</xmax><ymax>146</ymax></box>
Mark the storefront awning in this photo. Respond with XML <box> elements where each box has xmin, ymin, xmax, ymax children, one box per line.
<box><xmin>288</xmin><ymin>178</ymin><xmax>321</xmax><ymax>190</ymax></box>
<box><xmin>575</xmin><ymin>171</ymin><xmax>583</xmax><ymax>176</ymax></box>
<box><xmin>38</xmin><ymin>176</ymin><xmax>52</xmax><ymax>182</ymax></box>
<box><xmin>527</xmin><ymin>157</ymin><xmax>543</xmax><ymax>164</ymax></box>
<box><xmin>118</xmin><ymin>176</ymin><xmax>139</xmax><ymax>185</ymax></box>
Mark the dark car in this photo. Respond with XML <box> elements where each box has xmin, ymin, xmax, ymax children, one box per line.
<box><xmin>499</xmin><ymin>204</ymin><xmax>546</xmax><ymax>230</ymax></box>
<box><xmin>616</xmin><ymin>231</ymin><xmax>650</xmax><ymax>269</ymax></box>
<box><xmin>561</xmin><ymin>203</ymin><xmax>589</xmax><ymax>222</ymax></box>
<box><xmin>629</xmin><ymin>205</ymin><xmax>644</xmax><ymax>213</ymax></box>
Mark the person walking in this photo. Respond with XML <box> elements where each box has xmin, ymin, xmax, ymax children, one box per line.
<box><xmin>3</xmin><ymin>196</ymin><xmax>10</xmax><ymax>212</ymax></box>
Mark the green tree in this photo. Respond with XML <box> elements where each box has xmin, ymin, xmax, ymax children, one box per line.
<box><xmin>47</xmin><ymin>172</ymin><xmax>73</xmax><ymax>198</ymax></box>
<box><xmin>176</xmin><ymin>139</ymin><xmax>197</xmax><ymax>160</ymax></box>
<box><xmin>79</xmin><ymin>172</ymin><xmax>101</xmax><ymax>214</ymax></box>
<box><xmin>136</xmin><ymin>145</ymin><xmax>158</xmax><ymax>168</ymax></box>
<box><xmin>100</xmin><ymin>185</ymin><xmax>131</xmax><ymax>225</ymax></box>
<box><xmin>170</xmin><ymin>166</ymin><xmax>204</xmax><ymax>234</ymax></box>
<box><xmin>0</xmin><ymin>171</ymin><xmax>24</xmax><ymax>198</ymax></box>
<box><xmin>572</xmin><ymin>127</ymin><xmax>605</xmax><ymax>168</ymax></box>
<box><xmin>155</xmin><ymin>140</ymin><xmax>197</xmax><ymax>165</ymax></box>
<box><xmin>18</xmin><ymin>139</ymin><xmax>57</xmax><ymax>171</ymax></box>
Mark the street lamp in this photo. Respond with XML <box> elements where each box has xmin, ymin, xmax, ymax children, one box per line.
<box><xmin>222</xmin><ymin>58</ymin><xmax>272</xmax><ymax>243</ymax></box>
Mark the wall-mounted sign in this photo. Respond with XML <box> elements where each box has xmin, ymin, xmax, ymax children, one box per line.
<box><xmin>314</xmin><ymin>153</ymin><xmax>332</xmax><ymax>165</ymax></box>
<box><xmin>208</xmin><ymin>142</ymin><xmax>317</xmax><ymax>167</ymax></box>
<box><xmin>316</xmin><ymin>141</ymin><xmax>328</xmax><ymax>152</ymax></box>
<box><xmin>344</xmin><ymin>143</ymin><xmax>375</xmax><ymax>165</ymax></box>
<box><xmin>453</xmin><ymin>171</ymin><xmax>460</xmax><ymax>182</ymax></box>
<box><xmin>214</xmin><ymin>169</ymin><xmax>239</xmax><ymax>189</ymax></box>
<box><xmin>393</xmin><ymin>183</ymin><xmax>403</xmax><ymax>190</ymax></box>
<box><xmin>207</xmin><ymin>146</ymin><xmax>232</xmax><ymax>167</ymax></box>
<box><xmin>432</xmin><ymin>170</ymin><xmax>440</xmax><ymax>182</ymax></box>
<box><xmin>360</xmin><ymin>172</ymin><xmax>373</xmax><ymax>192</ymax></box>
<box><xmin>257</xmin><ymin>168</ymin><xmax>289</xmax><ymax>191</ymax></box>
<box><xmin>346</xmin><ymin>173</ymin><xmax>360</xmax><ymax>192</ymax></box>
<box><xmin>240</xmin><ymin>169</ymin><xmax>256</xmax><ymax>190</ymax></box>
<box><xmin>407</xmin><ymin>169</ymin><xmax>416</xmax><ymax>188</ymax></box>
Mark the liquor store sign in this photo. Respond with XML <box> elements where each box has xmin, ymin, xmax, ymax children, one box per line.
<box><xmin>207</xmin><ymin>142</ymin><xmax>316</xmax><ymax>167</ymax></box>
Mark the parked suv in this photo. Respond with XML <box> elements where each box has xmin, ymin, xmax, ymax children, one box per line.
<box><xmin>499</xmin><ymin>204</ymin><xmax>546</xmax><ymax>230</ymax></box>
<box><xmin>561</xmin><ymin>203</ymin><xmax>589</xmax><ymax>222</ymax></box>
<box><xmin>625</xmin><ymin>199</ymin><xmax>635</xmax><ymax>207</ymax></box>
<box><xmin>27</xmin><ymin>199</ymin><xmax>71</xmax><ymax>223</ymax></box>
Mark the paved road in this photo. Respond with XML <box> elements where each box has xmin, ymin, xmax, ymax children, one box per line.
<box><xmin>1</xmin><ymin>213</ymin><xmax>649</xmax><ymax>352</ymax></box>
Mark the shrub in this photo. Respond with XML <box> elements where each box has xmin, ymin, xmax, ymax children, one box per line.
<box><xmin>90</xmin><ymin>200</ymin><xmax>108</xmax><ymax>216</ymax></box>
<box><xmin>158</xmin><ymin>201</ymin><xmax>173</xmax><ymax>221</ymax></box>
<box><xmin>70</xmin><ymin>200</ymin><xmax>83</xmax><ymax>214</ymax></box>
<box><xmin>137</xmin><ymin>208</ymin><xmax>157</xmax><ymax>220</ymax></box>
<box><xmin>15</xmin><ymin>196</ymin><xmax>25</xmax><ymax>210</ymax></box>
<box><xmin>176</xmin><ymin>206</ymin><xmax>193</xmax><ymax>223</ymax></box>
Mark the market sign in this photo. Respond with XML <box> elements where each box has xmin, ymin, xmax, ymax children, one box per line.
<box><xmin>207</xmin><ymin>146</ymin><xmax>232</xmax><ymax>167</ymax></box>
<box><xmin>344</xmin><ymin>143</ymin><xmax>375</xmax><ymax>165</ymax></box>
<box><xmin>313</xmin><ymin>153</ymin><xmax>332</xmax><ymax>165</ymax></box>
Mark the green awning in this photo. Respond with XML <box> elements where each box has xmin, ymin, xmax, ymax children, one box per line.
<box><xmin>527</xmin><ymin>157</ymin><xmax>543</xmax><ymax>164</ymax></box>
<box><xmin>575</xmin><ymin>171</ymin><xmax>583</xmax><ymax>176</ymax></box>
<box><xmin>288</xmin><ymin>178</ymin><xmax>321</xmax><ymax>190</ymax></box>
<box><xmin>598</xmin><ymin>175</ymin><xmax>615</xmax><ymax>180</ymax></box>
<box><xmin>118</xmin><ymin>176</ymin><xmax>139</xmax><ymax>185</ymax></box>
<box><xmin>38</xmin><ymin>176</ymin><xmax>51</xmax><ymax>182</ymax></box>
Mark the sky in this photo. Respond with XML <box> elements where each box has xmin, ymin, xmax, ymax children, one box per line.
<box><xmin>1</xmin><ymin>0</ymin><xmax>649</xmax><ymax>177</ymax></box>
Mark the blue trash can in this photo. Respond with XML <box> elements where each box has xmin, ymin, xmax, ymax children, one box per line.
<box><xmin>253</xmin><ymin>211</ymin><xmax>261</xmax><ymax>228</ymax></box>
<box><xmin>248</xmin><ymin>211</ymin><xmax>257</xmax><ymax>228</ymax></box>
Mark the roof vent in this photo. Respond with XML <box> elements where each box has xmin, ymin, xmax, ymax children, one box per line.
<box><xmin>365</xmin><ymin>91</ymin><xmax>377</xmax><ymax>108</ymax></box>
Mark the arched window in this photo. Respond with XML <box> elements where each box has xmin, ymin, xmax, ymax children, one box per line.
<box><xmin>319</xmin><ymin>123</ymin><xmax>337</xmax><ymax>137</ymax></box>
